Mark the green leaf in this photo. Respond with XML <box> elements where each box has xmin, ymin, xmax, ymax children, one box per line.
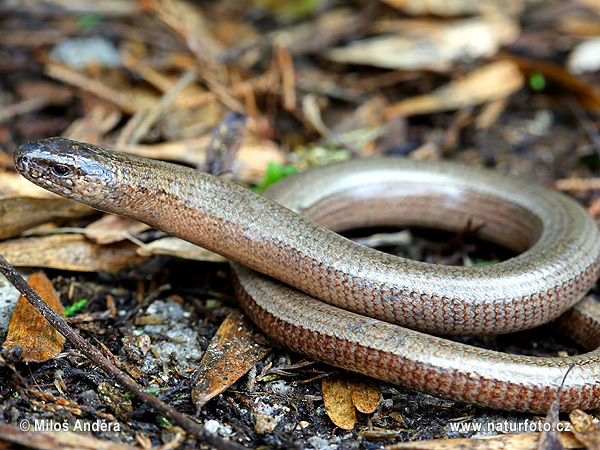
<box><xmin>76</xmin><ymin>13</ymin><xmax>104</xmax><ymax>31</ymax></box>
<box><xmin>160</xmin><ymin>417</ymin><xmax>174</xmax><ymax>428</ymax></box>
<box><xmin>145</xmin><ymin>387</ymin><xmax>162</xmax><ymax>396</ymax></box>
<box><xmin>64</xmin><ymin>299</ymin><xmax>88</xmax><ymax>317</ymax></box>
<box><xmin>529</xmin><ymin>72</ymin><xmax>546</xmax><ymax>92</ymax></box>
<box><xmin>472</xmin><ymin>258</ymin><xmax>501</xmax><ymax>266</ymax></box>
<box><xmin>253</xmin><ymin>162</ymin><xmax>297</xmax><ymax>193</ymax></box>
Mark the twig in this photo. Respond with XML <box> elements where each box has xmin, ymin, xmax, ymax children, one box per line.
<box><xmin>568</xmin><ymin>97</ymin><xmax>600</xmax><ymax>156</ymax></box>
<box><xmin>555</xmin><ymin>177</ymin><xmax>600</xmax><ymax>192</ymax></box>
<box><xmin>121</xmin><ymin>69</ymin><xmax>198</xmax><ymax>146</ymax></box>
<box><xmin>0</xmin><ymin>254</ymin><xmax>244</xmax><ymax>450</ymax></box>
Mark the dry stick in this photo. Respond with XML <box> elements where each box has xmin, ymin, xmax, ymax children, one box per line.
<box><xmin>124</xmin><ymin>69</ymin><xmax>198</xmax><ymax>146</ymax></box>
<box><xmin>0</xmin><ymin>255</ymin><xmax>244</xmax><ymax>450</ymax></box>
<box><xmin>568</xmin><ymin>97</ymin><xmax>600</xmax><ymax>156</ymax></box>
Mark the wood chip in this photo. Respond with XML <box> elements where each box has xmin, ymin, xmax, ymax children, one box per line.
<box><xmin>3</xmin><ymin>272</ymin><xmax>65</xmax><ymax>362</ymax></box>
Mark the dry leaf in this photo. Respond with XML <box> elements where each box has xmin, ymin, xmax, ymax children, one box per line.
<box><xmin>85</xmin><ymin>215</ymin><xmax>149</xmax><ymax>245</ymax></box>
<box><xmin>570</xmin><ymin>409</ymin><xmax>600</xmax><ymax>450</ymax></box>
<box><xmin>475</xmin><ymin>98</ymin><xmax>508</xmax><ymax>130</ymax></box>
<box><xmin>385</xmin><ymin>60</ymin><xmax>524</xmax><ymax>118</ymax></box>
<box><xmin>44</xmin><ymin>63</ymin><xmax>144</xmax><ymax>115</ymax></box>
<box><xmin>322</xmin><ymin>375</ymin><xmax>356</xmax><ymax>430</ymax></box>
<box><xmin>556</xmin><ymin>178</ymin><xmax>600</xmax><ymax>193</ymax></box>
<box><xmin>505</xmin><ymin>52</ymin><xmax>600</xmax><ymax>110</ymax></box>
<box><xmin>575</xmin><ymin>0</ymin><xmax>600</xmax><ymax>14</ymax></box>
<box><xmin>0</xmin><ymin>172</ymin><xmax>57</xmax><ymax>198</ymax></box>
<box><xmin>322</xmin><ymin>375</ymin><xmax>381</xmax><ymax>430</ymax></box>
<box><xmin>381</xmin><ymin>0</ymin><xmax>523</xmax><ymax>16</ymax></box>
<box><xmin>191</xmin><ymin>310</ymin><xmax>270</xmax><ymax>409</ymax></box>
<box><xmin>538</xmin><ymin>389</ymin><xmax>563</xmax><ymax>450</ymax></box>
<box><xmin>120</xmin><ymin>135</ymin><xmax>284</xmax><ymax>184</ymax></box>
<box><xmin>350</xmin><ymin>379</ymin><xmax>381</xmax><ymax>414</ymax></box>
<box><xmin>271</xmin><ymin>8</ymin><xmax>363</xmax><ymax>55</ymax></box>
<box><xmin>97</xmin><ymin>382</ymin><xmax>133</xmax><ymax>420</ymax></box>
<box><xmin>326</xmin><ymin>17</ymin><xmax>519</xmax><ymax>72</ymax></box>
<box><xmin>17</xmin><ymin>81</ymin><xmax>73</xmax><ymax>105</ymax></box>
<box><xmin>3</xmin><ymin>273</ymin><xmax>65</xmax><ymax>362</ymax></box>
<box><xmin>560</xmin><ymin>14</ymin><xmax>600</xmax><ymax>37</ymax></box>
<box><xmin>137</xmin><ymin>237</ymin><xmax>227</xmax><ymax>263</ymax></box>
<box><xmin>62</xmin><ymin>103</ymin><xmax>122</xmax><ymax>143</ymax></box>
<box><xmin>148</xmin><ymin>0</ymin><xmax>224</xmax><ymax>67</ymax></box>
<box><xmin>0</xmin><ymin>197</ymin><xmax>95</xmax><ymax>240</ymax></box>
<box><xmin>0</xmin><ymin>234</ymin><xmax>145</xmax><ymax>272</ymax></box>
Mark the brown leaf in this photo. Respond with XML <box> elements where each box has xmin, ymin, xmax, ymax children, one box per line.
<box><xmin>119</xmin><ymin>135</ymin><xmax>284</xmax><ymax>184</ymax></box>
<box><xmin>62</xmin><ymin>103</ymin><xmax>123</xmax><ymax>144</ymax></box>
<box><xmin>0</xmin><ymin>234</ymin><xmax>145</xmax><ymax>272</ymax></box>
<box><xmin>85</xmin><ymin>215</ymin><xmax>149</xmax><ymax>245</ymax></box>
<box><xmin>538</xmin><ymin>402</ymin><xmax>564</xmax><ymax>450</ymax></box>
<box><xmin>385</xmin><ymin>60</ymin><xmax>524</xmax><ymax>118</ymax></box>
<box><xmin>322</xmin><ymin>375</ymin><xmax>382</xmax><ymax>429</ymax></box>
<box><xmin>97</xmin><ymin>382</ymin><xmax>133</xmax><ymax>420</ymax></box>
<box><xmin>137</xmin><ymin>237</ymin><xmax>227</xmax><ymax>263</ymax></box>
<box><xmin>322</xmin><ymin>375</ymin><xmax>356</xmax><ymax>430</ymax></box>
<box><xmin>148</xmin><ymin>0</ymin><xmax>224</xmax><ymax>67</ymax></box>
<box><xmin>381</xmin><ymin>0</ymin><xmax>523</xmax><ymax>16</ymax></box>
<box><xmin>0</xmin><ymin>172</ymin><xmax>59</xmax><ymax>198</ymax></box>
<box><xmin>270</xmin><ymin>8</ymin><xmax>364</xmax><ymax>55</ymax></box>
<box><xmin>3</xmin><ymin>273</ymin><xmax>65</xmax><ymax>362</ymax></box>
<box><xmin>505</xmin><ymin>52</ymin><xmax>600</xmax><ymax>110</ymax></box>
<box><xmin>0</xmin><ymin>197</ymin><xmax>95</xmax><ymax>240</ymax></box>
<box><xmin>191</xmin><ymin>310</ymin><xmax>270</xmax><ymax>409</ymax></box>
<box><xmin>539</xmin><ymin>366</ymin><xmax>569</xmax><ymax>450</ymax></box>
<box><xmin>326</xmin><ymin>17</ymin><xmax>519</xmax><ymax>72</ymax></box>
<box><xmin>350</xmin><ymin>379</ymin><xmax>381</xmax><ymax>414</ymax></box>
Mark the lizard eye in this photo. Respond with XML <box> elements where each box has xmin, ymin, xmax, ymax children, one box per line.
<box><xmin>50</xmin><ymin>164</ymin><xmax>71</xmax><ymax>177</ymax></box>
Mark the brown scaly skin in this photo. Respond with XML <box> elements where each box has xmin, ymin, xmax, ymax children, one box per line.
<box><xmin>13</xmin><ymin>137</ymin><xmax>600</xmax><ymax>412</ymax></box>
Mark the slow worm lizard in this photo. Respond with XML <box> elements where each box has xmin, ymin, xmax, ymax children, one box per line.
<box><xmin>13</xmin><ymin>137</ymin><xmax>600</xmax><ymax>412</ymax></box>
